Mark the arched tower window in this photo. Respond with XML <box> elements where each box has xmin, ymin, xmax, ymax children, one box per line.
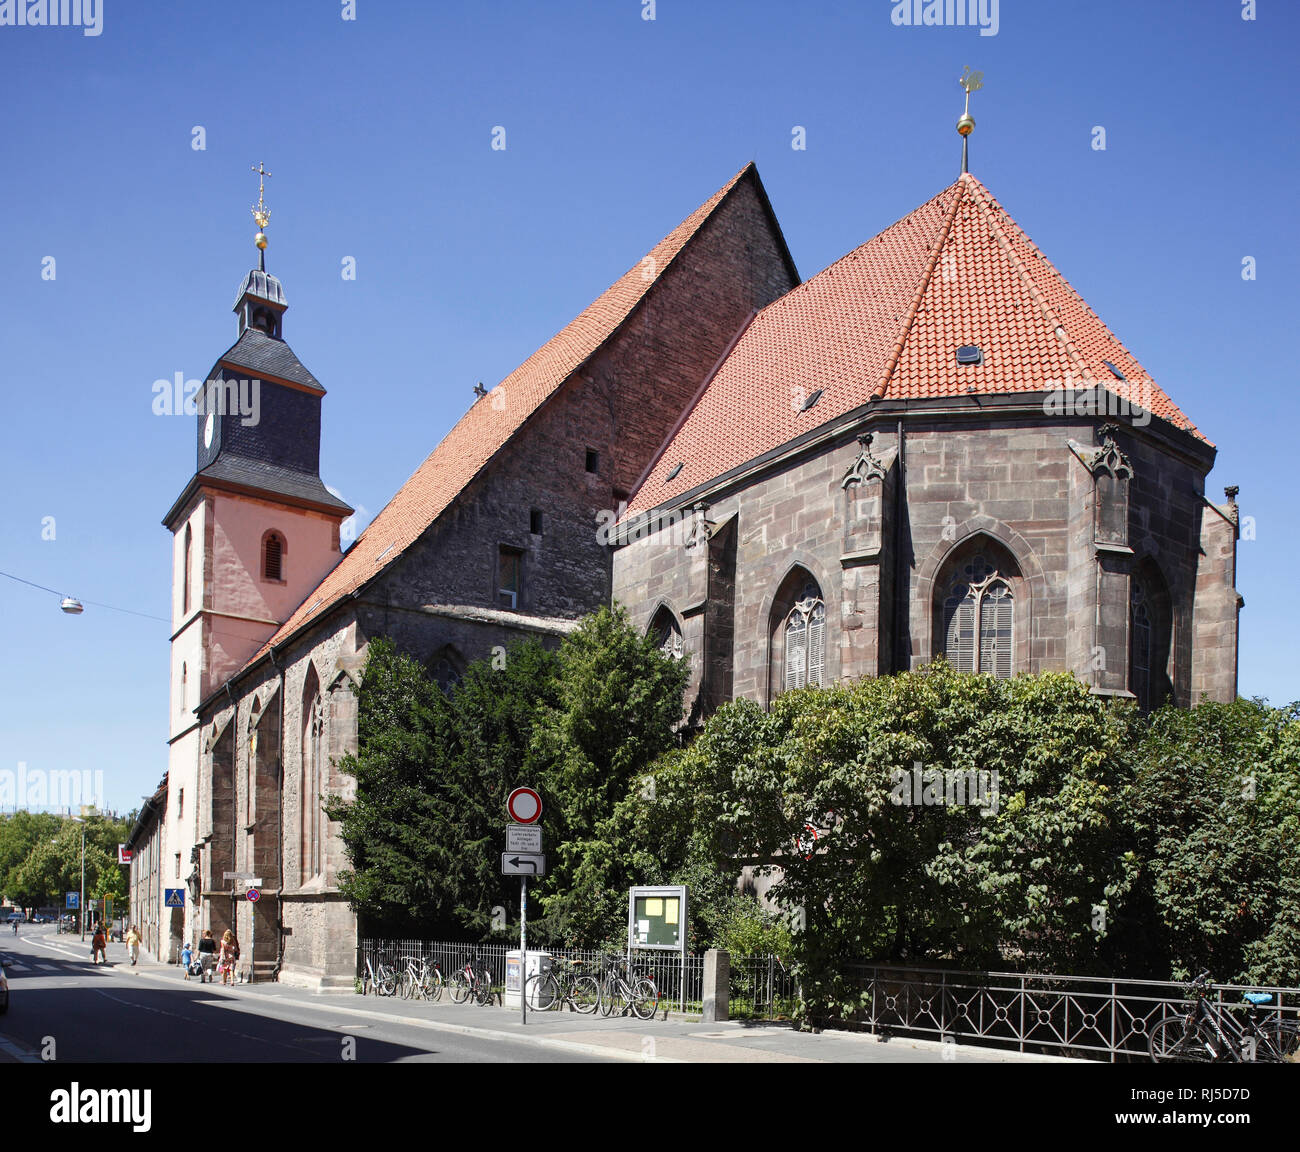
<box><xmin>769</xmin><ymin>568</ymin><xmax>827</xmax><ymax>697</ymax></box>
<box><xmin>182</xmin><ymin>524</ymin><xmax>192</xmax><ymax>613</ymax></box>
<box><xmin>263</xmin><ymin>530</ymin><xmax>286</xmax><ymax>583</ymax></box>
<box><xmin>936</xmin><ymin>542</ymin><xmax>1021</xmax><ymax>679</ymax></box>
<box><xmin>301</xmin><ymin>666</ymin><xmax>325</xmax><ymax>882</ymax></box>
<box><xmin>648</xmin><ymin>606</ymin><xmax>685</xmax><ymax>661</ymax></box>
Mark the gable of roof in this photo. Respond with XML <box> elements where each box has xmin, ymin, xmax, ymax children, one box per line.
<box><xmin>627</xmin><ymin>172</ymin><xmax>1205</xmax><ymax>517</ymax></box>
<box><xmin>235</xmin><ymin>163</ymin><xmax>775</xmax><ymax>675</ymax></box>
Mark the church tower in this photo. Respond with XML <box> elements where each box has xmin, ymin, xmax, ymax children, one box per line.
<box><xmin>158</xmin><ymin>168</ymin><xmax>351</xmax><ymax>955</ymax></box>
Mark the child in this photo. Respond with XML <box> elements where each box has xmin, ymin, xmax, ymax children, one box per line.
<box><xmin>181</xmin><ymin>941</ymin><xmax>194</xmax><ymax>980</ymax></box>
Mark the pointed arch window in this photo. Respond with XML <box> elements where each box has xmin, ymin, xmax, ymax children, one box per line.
<box><xmin>182</xmin><ymin>524</ymin><xmax>193</xmax><ymax>613</ymax></box>
<box><xmin>649</xmin><ymin>607</ymin><xmax>684</xmax><ymax>661</ymax></box>
<box><xmin>1129</xmin><ymin>562</ymin><xmax>1172</xmax><ymax>711</ymax></box>
<box><xmin>783</xmin><ymin>582</ymin><xmax>826</xmax><ymax>691</ymax></box>
<box><xmin>942</xmin><ymin>553</ymin><xmax>1015</xmax><ymax>678</ymax></box>
<box><xmin>301</xmin><ymin>668</ymin><xmax>325</xmax><ymax>882</ymax></box>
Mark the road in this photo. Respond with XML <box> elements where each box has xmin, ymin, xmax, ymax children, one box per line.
<box><xmin>0</xmin><ymin>925</ymin><xmax>606</xmax><ymax>1063</ymax></box>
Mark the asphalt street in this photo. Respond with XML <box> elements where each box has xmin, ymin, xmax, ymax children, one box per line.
<box><xmin>0</xmin><ymin>925</ymin><xmax>605</xmax><ymax>1063</ymax></box>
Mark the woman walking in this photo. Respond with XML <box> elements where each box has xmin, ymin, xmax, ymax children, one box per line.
<box><xmin>125</xmin><ymin>925</ymin><xmax>141</xmax><ymax>966</ymax></box>
<box><xmin>217</xmin><ymin>929</ymin><xmax>240</xmax><ymax>985</ymax></box>
<box><xmin>197</xmin><ymin>929</ymin><xmax>218</xmax><ymax>983</ymax></box>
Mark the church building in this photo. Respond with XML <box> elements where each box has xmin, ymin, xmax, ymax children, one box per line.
<box><xmin>141</xmin><ymin>125</ymin><xmax>1240</xmax><ymax>988</ymax></box>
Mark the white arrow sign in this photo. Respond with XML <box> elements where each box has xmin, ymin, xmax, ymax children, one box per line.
<box><xmin>501</xmin><ymin>853</ymin><xmax>546</xmax><ymax>876</ymax></box>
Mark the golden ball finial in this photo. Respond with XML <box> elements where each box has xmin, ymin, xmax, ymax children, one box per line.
<box><xmin>255</xmin><ymin>232</ymin><xmax>268</xmax><ymax>250</ymax></box>
<box><xmin>957</xmin><ymin>112</ymin><xmax>975</xmax><ymax>137</ymax></box>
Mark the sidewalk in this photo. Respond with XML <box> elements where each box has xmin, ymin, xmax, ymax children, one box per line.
<box><xmin>93</xmin><ymin>942</ymin><xmax>1080</xmax><ymax>1064</ymax></box>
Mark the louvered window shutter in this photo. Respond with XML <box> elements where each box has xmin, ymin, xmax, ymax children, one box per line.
<box><xmin>945</xmin><ymin>593</ymin><xmax>976</xmax><ymax>673</ymax></box>
<box><xmin>981</xmin><ymin>582</ymin><xmax>1013</xmax><ymax>679</ymax></box>
<box><xmin>785</xmin><ymin>612</ymin><xmax>807</xmax><ymax>691</ymax></box>
<box><xmin>265</xmin><ymin>535</ymin><xmax>282</xmax><ymax>581</ymax></box>
<box><xmin>807</xmin><ymin>603</ymin><xmax>826</xmax><ymax>687</ymax></box>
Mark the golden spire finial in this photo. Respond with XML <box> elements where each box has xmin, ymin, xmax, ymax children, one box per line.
<box><xmin>957</xmin><ymin>67</ymin><xmax>983</xmax><ymax>175</ymax></box>
<box><xmin>251</xmin><ymin>163</ymin><xmax>272</xmax><ymax>265</ymax></box>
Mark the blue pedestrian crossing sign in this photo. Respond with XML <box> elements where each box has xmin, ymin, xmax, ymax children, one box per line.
<box><xmin>164</xmin><ymin>889</ymin><xmax>185</xmax><ymax>908</ymax></box>
<box><xmin>65</xmin><ymin>892</ymin><xmax>79</xmax><ymax>909</ymax></box>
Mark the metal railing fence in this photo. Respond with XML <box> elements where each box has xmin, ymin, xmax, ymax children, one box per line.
<box><xmin>833</xmin><ymin>964</ymin><xmax>1300</xmax><ymax>1061</ymax></box>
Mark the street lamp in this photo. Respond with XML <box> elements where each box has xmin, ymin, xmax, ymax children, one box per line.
<box><xmin>69</xmin><ymin>816</ymin><xmax>86</xmax><ymax>941</ymax></box>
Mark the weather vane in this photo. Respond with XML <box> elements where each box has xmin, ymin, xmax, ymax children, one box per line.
<box><xmin>251</xmin><ymin>162</ymin><xmax>272</xmax><ymax>268</ymax></box>
<box><xmin>957</xmin><ymin>67</ymin><xmax>984</xmax><ymax>176</ymax></box>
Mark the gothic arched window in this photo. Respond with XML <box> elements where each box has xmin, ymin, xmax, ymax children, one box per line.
<box><xmin>301</xmin><ymin>667</ymin><xmax>325</xmax><ymax>882</ymax></box>
<box><xmin>648</xmin><ymin>607</ymin><xmax>684</xmax><ymax>661</ymax></box>
<box><xmin>182</xmin><ymin>524</ymin><xmax>192</xmax><ymax>613</ymax></box>
<box><xmin>769</xmin><ymin>574</ymin><xmax>826</xmax><ymax>694</ymax></box>
<box><xmin>940</xmin><ymin>551</ymin><xmax>1016</xmax><ymax>678</ymax></box>
<box><xmin>1130</xmin><ymin>561</ymin><xmax>1173</xmax><ymax>711</ymax></box>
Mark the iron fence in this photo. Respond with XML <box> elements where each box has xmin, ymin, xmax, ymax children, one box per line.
<box><xmin>358</xmin><ymin>938</ymin><xmax>784</xmax><ymax>1016</ymax></box>
<box><xmin>356</xmin><ymin>940</ymin><xmax>1299</xmax><ymax>1060</ymax></box>
<box><xmin>835</xmin><ymin>964</ymin><xmax>1300</xmax><ymax>1061</ymax></box>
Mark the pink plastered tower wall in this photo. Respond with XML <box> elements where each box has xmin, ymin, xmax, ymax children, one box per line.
<box><xmin>204</xmin><ymin>490</ymin><xmax>346</xmax><ymax>690</ymax></box>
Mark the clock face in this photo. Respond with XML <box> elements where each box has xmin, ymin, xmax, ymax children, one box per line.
<box><xmin>203</xmin><ymin>411</ymin><xmax>215</xmax><ymax>450</ymax></box>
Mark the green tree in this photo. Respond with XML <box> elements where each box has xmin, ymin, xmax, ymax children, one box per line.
<box><xmin>327</xmin><ymin>635</ymin><xmax>560</xmax><ymax>935</ymax></box>
<box><xmin>530</xmin><ymin>606</ymin><xmax>688</xmax><ymax>945</ymax></box>
<box><xmin>0</xmin><ymin>811</ymin><xmax>62</xmax><ymax>906</ymax></box>
<box><xmin>1127</xmin><ymin>697</ymin><xmax>1300</xmax><ymax>985</ymax></box>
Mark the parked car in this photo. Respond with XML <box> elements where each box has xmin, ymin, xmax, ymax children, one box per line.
<box><xmin>30</xmin><ymin>914</ymin><xmax>48</xmax><ymax>924</ymax></box>
<box><xmin>4</xmin><ymin>912</ymin><xmax>23</xmax><ymax>925</ymax></box>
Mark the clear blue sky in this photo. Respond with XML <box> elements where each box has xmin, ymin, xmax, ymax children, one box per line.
<box><xmin>1</xmin><ymin>0</ymin><xmax>1296</xmax><ymax>815</ymax></box>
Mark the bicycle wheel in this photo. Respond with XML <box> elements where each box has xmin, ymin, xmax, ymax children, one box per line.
<box><xmin>423</xmin><ymin>968</ymin><xmax>443</xmax><ymax>1002</ymax></box>
<box><xmin>1149</xmin><ymin>1016</ymin><xmax>1213</xmax><ymax>1062</ymax></box>
<box><xmin>526</xmin><ymin>972</ymin><xmax>560</xmax><ymax>1011</ymax></box>
<box><xmin>570</xmin><ymin>975</ymin><xmax>601</xmax><ymax>1014</ymax></box>
<box><xmin>632</xmin><ymin>976</ymin><xmax>660</xmax><ymax>1021</ymax></box>
<box><xmin>449</xmin><ymin>970</ymin><xmax>472</xmax><ymax>1004</ymax></box>
<box><xmin>474</xmin><ymin>969</ymin><xmax>494</xmax><ymax>1005</ymax></box>
<box><xmin>1254</xmin><ymin>1021</ymin><xmax>1300</xmax><ymax>1063</ymax></box>
<box><xmin>378</xmin><ymin>966</ymin><xmax>398</xmax><ymax>998</ymax></box>
<box><xmin>598</xmin><ymin>975</ymin><xmax>619</xmax><ymax>1017</ymax></box>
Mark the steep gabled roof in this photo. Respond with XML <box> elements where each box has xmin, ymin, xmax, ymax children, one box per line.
<box><xmin>628</xmin><ymin>172</ymin><xmax>1204</xmax><ymax>516</ymax></box>
<box><xmin>241</xmin><ymin>164</ymin><xmax>764</xmax><ymax>669</ymax></box>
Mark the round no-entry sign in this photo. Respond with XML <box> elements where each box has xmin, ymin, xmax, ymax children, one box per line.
<box><xmin>507</xmin><ymin>787</ymin><xmax>542</xmax><ymax>825</ymax></box>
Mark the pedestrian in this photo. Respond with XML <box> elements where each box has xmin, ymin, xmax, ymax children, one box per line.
<box><xmin>197</xmin><ymin>929</ymin><xmax>217</xmax><ymax>982</ymax></box>
<box><xmin>125</xmin><ymin>925</ymin><xmax>141</xmax><ymax>966</ymax></box>
<box><xmin>91</xmin><ymin>924</ymin><xmax>107</xmax><ymax>965</ymax></box>
<box><xmin>181</xmin><ymin>940</ymin><xmax>194</xmax><ymax>980</ymax></box>
<box><xmin>217</xmin><ymin>929</ymin><xmax>239</xmax><ymax>985</ymax></box>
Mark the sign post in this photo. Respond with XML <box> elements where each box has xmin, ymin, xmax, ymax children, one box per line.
<box><xmin>504</xmin><ymin>787</ymin><xmax>543</xmax><ymax>1026</ymax></box>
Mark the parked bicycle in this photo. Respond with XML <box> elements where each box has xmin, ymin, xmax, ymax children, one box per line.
<box><xmin>361</xmin><ymin>954</ymin><xmax>398</xmax><ymax>997</ymax></box>
<box><xmin>525</xmin><ymin>957</ymin><xmax>601</xmax><ymax>1013</ymax></box>
<box><xmin>1149</xmin><ymin>971</ymin><xmax>1300</xmax><ymax>1063</ymax></box>
<box><xmin>599</xmin><ymin>954</ymin><xmax>659</xmax><ymax>1020</ymax></box>
<box><xmin>449</xmin><ymin>951</ymin><xmax>494</xmax><ymax>1005</ymax></box>
<box><xmin>399</xmin><ymin>955</ymin><xmax>444</xmax><ymax>1001</ymax></box>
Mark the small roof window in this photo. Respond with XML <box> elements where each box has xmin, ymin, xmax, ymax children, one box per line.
<box><xmin>1103</xmin><ymin>360</ymin><xmax>1127</xmax><ymax>381</ymax></box>
<box><xmin>798</xmin><ymin>388</ymin><xmax>824</xmax><ymax>413</ymax></box>
<box><xmin>955</xmin><ymin>345</ymin><xmax>983</xmax><ymax>365</ymax></box>
<box><xmin>665</xmin><ymin>463</ymin><xmax>684</xmax><ymax>482</ymax></box>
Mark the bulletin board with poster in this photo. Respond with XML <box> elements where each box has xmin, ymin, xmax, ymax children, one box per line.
<box><xmin>627</xmin><ymin>885</ymin><xmax>687</xmax><ymax>951</ymax></box>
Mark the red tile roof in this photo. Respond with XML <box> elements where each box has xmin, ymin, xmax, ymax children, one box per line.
<box><xmin>627</xmin><ymin>172</ymin><xmax>1204</xmax><ymax>516</ymax></box>
<box><xmin>241</xmin><ymin>164</ymin><xmax>759</xmax><ymax>670</ymax></box>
